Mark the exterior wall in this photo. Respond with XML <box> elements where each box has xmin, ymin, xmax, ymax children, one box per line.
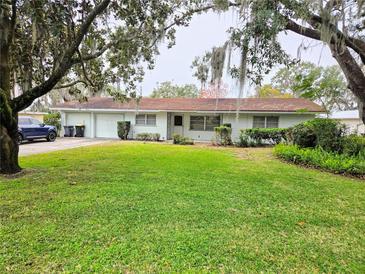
<box><xmin>64</xmin><ymin>112</ymin><xmax>92</xmax><ymax>137</ymax></box>
<box><xmin>125</xmin><ymin>112</ymin><xmax>168</xmax><ymax>140</ymax></box>
<box><xmin>338</xmin><ymin>119</ymin><xmax>365</xmax><ymax>134</ymax></box>
<box><xmin>19</xmin><ymin>112</ymin><xmax>46</xmax><ymax>122</ymax></box>
<box><xmin>169</xmin><ymin>113</ymin><xmax>219</xmax><ymax>141</ymax></box>
<box><xmin>60</xmin><ymin>110</ymin><xmax>316</xmax><ymax>141</ymax></box>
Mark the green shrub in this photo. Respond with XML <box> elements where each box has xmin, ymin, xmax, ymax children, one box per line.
<box><xmin>274</xmin><ymin>144</ymin><xmax>365</xmax><ymax>177</ymax></box>
<box><xmin>342</xmin><ymin>135</ymin><xmax>365</xmax><ymax>158</ymax></box>
<box><xmin>152</xmin><ymin>133</ymin><xmax>160</xmax><ymax>141</ymax></box>
<box><xmin>214</xmin><ymin>126</ymin><xmax>232</xmax><ymax>146</ymax></box>
<box><xmin>117</xmin><ymin>121</ymin><xmax>131</xmax><ymax>140</ymax></box>
<box><xmin>288</xmin><ymin>118</ymin><xmax>346</xmax><ymax>152</ymax></box>
<box><xmin>240</xmin><ymin>128</ymin><xmax>288</xmax><ymax>146</ymax></box>
<box><xmin>44</xmin><ymin>112</ymin><xmax>61</xmax><ymax>135</ymax></box>
<box><xmin>173</xmin><ymin>134</ymin><xmax>194</xmax><ymax>145</ymax></box>
<box><xmin>136</xmin><ymin>133</ymin><xmax>160</xmax><ymax>141</ymax></box>
<box><xmin>235</xmin><ymin>131</ymin><xmax>249</xmax><ymax>147</ymax></box>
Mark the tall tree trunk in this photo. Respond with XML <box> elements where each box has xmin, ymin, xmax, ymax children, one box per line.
<box><xmin>0</xmin><ymin>9</ymin><xmax>21</xmax><ymax>174</ymax></box>
<box><xmin>0</xmin><ymin>114</ymin><xmax>21</xmax><ymax>174</ymax></box>
<box><xmin>329</xmin><ymin>44</ymin><xmax>365</xmax><ymax>124</ymax></box>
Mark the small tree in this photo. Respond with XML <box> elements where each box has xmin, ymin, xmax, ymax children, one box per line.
<box><xmin>117</xmin><ymin>121</ymin><xmax>131</xmax><ymax>140</ymax></box>
<box><xmin>43</xmin><ymin>112</ymin><xmax>61</xmax><ymax>136</ymax></box>
<box><xmin>150</xmin><ymin>81</ymin><xmax>199</xmax><ymax>98</ymax></box>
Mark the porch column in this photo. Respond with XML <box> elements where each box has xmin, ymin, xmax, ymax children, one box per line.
<box><xmin>60</xmin><ymin>111</ymin><xmax>66</xmax><ymax>137</ymax></box>
<box><xmin>90</xmin><ymin>112</ymin><xmax>95</xmax><ymax>138</ymax></box>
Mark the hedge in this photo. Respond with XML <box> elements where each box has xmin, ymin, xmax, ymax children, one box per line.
<box><xmin>237</xmin><ymin>128</ymin><xmax>288</xmax><ymax>147</ymax></box>
<box><xmin>136</xmin><ymin>133</ymin><xmax>160</xmax><ymax>141</ymax></box>
<box><xmin>274</xmin><ymin>144</ymin><xmax>365</xmax><ymax>177</ymax></box>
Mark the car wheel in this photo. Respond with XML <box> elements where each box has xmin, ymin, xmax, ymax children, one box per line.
<box><xmin>17</xmin><ymin>134</ymin><xmax>23</xmax><ymax>145</ymax></box>
<box><xmin>47</xmin><ymin>131</ymin><xmax>57</xmax><ymax>142</ymax></box>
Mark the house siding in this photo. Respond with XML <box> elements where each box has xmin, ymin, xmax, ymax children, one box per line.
<box><xmin>59</xmin><ymin>110</ymin><xmax>316</xmax><ymax>141</ymax></box>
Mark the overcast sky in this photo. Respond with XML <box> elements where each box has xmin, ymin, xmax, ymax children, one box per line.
<box><xmin>141</xmin><ymin>11</ymin><xmax>337</xmax><ymax>97</ymax></box>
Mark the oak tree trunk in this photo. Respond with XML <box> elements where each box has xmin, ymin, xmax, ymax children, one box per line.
<box><xmin>0</xmin><ymin>117</ymin><xmax>21</xmax><ymax>174</ymax></box>
<box><xmin>0</xmin><ymin>10</ymin><xmax>21</xmax><ymax>174</ymax></box>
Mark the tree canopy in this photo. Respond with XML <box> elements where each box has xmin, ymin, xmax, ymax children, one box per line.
<box><xmin>272</xmin><ymin>62</ymin><xmax>357</xmax><ymax>113</ymax></box>
<box><xmin>150</xmin><ymin>81</ymin><xmax>199</xmax><ymax>98</ymax></box>
<box><xmin>191</xmin><ymin>0</ymin><xmax>365</xmax><ymax>121</ymax></box>
<box><xmin>254</xmin><ymin>84</ymin><xmax>293</xmax><ymax>99</ymax></box>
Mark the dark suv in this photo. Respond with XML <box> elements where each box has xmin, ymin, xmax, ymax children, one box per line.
<box><xmin>18</xmin><ymin>116</ymin><xmax>57</xmax><ymax>144</ymax></box>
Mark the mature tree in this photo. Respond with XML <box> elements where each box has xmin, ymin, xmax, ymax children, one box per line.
<box><xmin>191</xmin><ymin>0</ymin><xmax>365</xmax><ymax>122</ymax></box>
<box><xmin>199</xmin><ymin>80</ymin><xmax>229</xmax><ymax>98</ymax></box>
<box><xmin>272</xmin><ymin>62</ymin><xmax>357</xmax><ymax>113</ymax></box>
<box><xmin>150</xmin><ymin>81</ymin><xmax>199</xmax><ymax>98</ymax></box>
<box><xmin>254</xmin><ymin>84</ymin><xmax>293</xmax><ymax>98</ymax></box>
<box><xmin>0</xmin><ymin>0</ymin><xmax>208</xmax><ymax>174</ymax></box>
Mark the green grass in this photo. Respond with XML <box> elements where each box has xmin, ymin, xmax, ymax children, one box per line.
<box><xmin>1</xmin><ymin>142</ymin><xmax>364</xmax><ymax>272</ymax></box>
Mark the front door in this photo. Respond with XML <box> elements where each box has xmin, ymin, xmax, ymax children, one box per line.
<box><xmin>173</xmin><ymin>115</ymin><xmax>183</xmax><ymax>136</ymax></box>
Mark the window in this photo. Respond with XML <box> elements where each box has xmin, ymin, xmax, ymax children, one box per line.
<box><xmin>205</xmin><ymin>116</ymin><xmax>220</xmax><ymax>131</ymax></box>
<box><xmin>135</xmin><ymin>114</ymin><xmax>156</xmax><ymax>126</ymax></box>
<box><xmin>190</xmin><ymin>115</ymin><xmax>220</xmax><ymax>131</ymax></box>
<box><xmin>253</xmin><ymin>116</ymin><xmax>279</xmax><ymax>128</ymax></box>
<box><xmin>146</xmin><ymin>114</ymin><xmax>156</xmax><ymax>125</ymax></box>
<box><xmin>190</xmin><ymin>116</ymin><xmax>205</xmax><ymax>130</ymax></box>
<box><xmin>30</xmin><ymin>118</ymin><xmax>41</xmax><ymax>125</ymax></box>
<box><xmin>174</xmin><ymin>115</ymin><xmax>183</xmax><ymax>126</ymax></box>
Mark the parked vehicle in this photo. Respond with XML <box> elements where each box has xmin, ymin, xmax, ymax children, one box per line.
<box><xmin>18</xmin><ymin>116</ymin><xmax>57</xmax><ymax>144</ymax></box>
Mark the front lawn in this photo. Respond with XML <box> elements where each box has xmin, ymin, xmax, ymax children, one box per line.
<box><xmin>1</xmin><ymin>143</ymin><xmax>364</xmax><ymax>272</ymax></box>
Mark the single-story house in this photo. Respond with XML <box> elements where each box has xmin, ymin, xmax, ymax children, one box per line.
<box><xmin>52</xmin><ymin>97</ymin><xmax>324</xmax><ymax>141</ymax></box>
<box><xmin>321</xmin><ymin>110</ymin><xmax>365</xmax><ymax>134</ymax></box>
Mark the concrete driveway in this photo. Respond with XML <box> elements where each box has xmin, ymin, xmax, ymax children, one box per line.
<box><xmin>19</xmin><ymin>137</ymin><xmax>112</xmax><ymax>156</ymax></box>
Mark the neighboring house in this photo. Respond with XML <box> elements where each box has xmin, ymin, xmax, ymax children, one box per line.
<box><xmin>19</xmin><ymin>111</ymin><xmax>48</xmax><ymax>122</ymax></box>
<box><xmin>323</xmin><ymin>110</ymin><xmax>365</xmax><ymax>134</ymax></box>
<box><xmin>51</xmin><ymin>97</ymin><xmax>323</xmax><ymax>141</ymax></box>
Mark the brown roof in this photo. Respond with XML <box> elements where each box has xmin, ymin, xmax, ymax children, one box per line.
<box><xmin>53</xmin><ymin>97</ymin><xmax>324</xmax><ymax>113</ymax></box>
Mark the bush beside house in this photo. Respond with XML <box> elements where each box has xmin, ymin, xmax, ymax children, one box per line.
<box><xmin>236</xmin><ymin>128</ymin><xmax>288</xmax><ymax>147</ymax></box>
<box><xmin>274</xmin><ymin>118</ymin><xmax>365</xmax><ymax>177</ymax></box>
<box><xmin>44</xmin><ymin>112</ymin><xmax>61</xmax><ymax>136</ymax></box>
<box><xmin>117</xmin><ymin>121</ymin><xmax>131</xmax><ymax>140</ymax></box>
<box><xmin>213</xmin><ymin>126</ymin><xmax>232</xmax><ymax>146</ymax></box>
<box><xmin>173</xmin><ymin>134</ymin><xmax>194</xmax><ymax>145</ymax></box>
<box><xmin>136</xmin><ymin>133</ymin><xmax>160</xmax><ymax>141</ymax></box>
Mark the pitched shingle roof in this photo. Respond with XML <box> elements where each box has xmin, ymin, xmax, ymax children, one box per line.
<box><xmin>53</xmin><ymin>97</ymin><xmax>324</xmax><ymax>113</ymax></box>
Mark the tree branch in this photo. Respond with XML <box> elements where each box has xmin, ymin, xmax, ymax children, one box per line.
<box><xmin>53</xmin><ymin>80</ymin><xmax>88</xmax><ymax>89</ymax></box>
<box><xmin>11</xmin><ymin>0</ymin><xmax>111</xmax><ymax>112</ymax></box>
<box><xmin>8</xmin><ymin>0</ymin><xmax>16</xmax><ymax>43</ymax></box>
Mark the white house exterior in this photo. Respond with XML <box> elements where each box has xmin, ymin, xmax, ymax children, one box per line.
<box><xmin>322</xmin><ymin>110</ymin><xmax>365</xmax><ymax>134</ymax></box>
<box><xmin>52</xmin><ymin>97</ymin><xmax>324</xmax><ymax>141</ymax></box>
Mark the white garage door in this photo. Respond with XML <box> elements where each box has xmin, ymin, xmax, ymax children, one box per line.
<box><xmin>96</xmin><ymin>113</ymin><xmax>125</xmax><ymax>138</ymax></box>
<box><xmin>66</xmin><ymin>112</ymin><xmax>91</xmax><ymax>137</ymax></box>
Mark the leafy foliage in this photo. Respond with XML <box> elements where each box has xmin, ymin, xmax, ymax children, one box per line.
<box><xmin>287</xmin><ymin>118</ymin><xmax>346</xmax><ymax>152</ymax></box>
<box><xmin>272</xmin><ymin>62</ymin><xmax>357</xmax><ymax>113</ymax></box>
<box><xmin>342</xmin><ymin>135</ymin><xmax>365</xmax><ymax>158</ymax></box>
<box><xmin>274</xmin><ymin>144</ymin><xmax>365</xmax><ymax>177</ymax></box>
<box><xmin>136</xmin><ymin>133</ymin><xmax>160</xmax><ymax>142</ymax></box>
<box><xmin>43</xmin><ymin>112</ymin><xmax>61</xmax><ymax>134</ymax></box>
<box><xmin>150</xmin><ymin>82</ymin><xmax>198</xmax><ymax>98</ymax></box>
<box><xmin>213</xmin><ymin>126</ymin><xmax>232</xmax><ymax>146</ymax></box>
<box><xmin>255</xmin><ymin>84</ymin><xmax>293</xmax><ymax>98</ymax></box>
<box><xmin>117</xmin><ymin>121</ymin><xmax>131</xmax><ymax>140</ymax></box>
<box><xmin>172</xmin><ymin>134</ymin><xmax>193</xmax><ymax>145</ymax></box>
<box><xmin>240</xmin><ymin>128</ymin><xmax>289</xmax><ymax>146</ymax></box>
